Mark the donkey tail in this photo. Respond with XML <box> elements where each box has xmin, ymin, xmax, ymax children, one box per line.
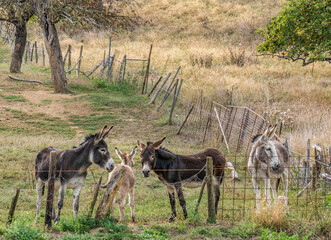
<box><xmin>41</xmin><ymin>183</ymin><xmax>45</xmax><ymax>196</ymax></box>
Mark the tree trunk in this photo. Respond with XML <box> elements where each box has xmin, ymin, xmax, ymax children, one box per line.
<box><xmin>10</xmin><ymin>23</ymin><xmax>27</xmax><ymax>73</ymax></box>
<box><xmin>41</xmin><ymin>22</ymin><xmax>68</xmax><ymax>93</ymax></box>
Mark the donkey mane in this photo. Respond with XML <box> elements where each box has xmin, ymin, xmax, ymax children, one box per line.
<box><xmin>251</xmin><ymin>134</ymin><xmax>262</xmax><ymax>143</ymax></box>
<box><xmin>159</xmin><ymin>146</ymin><xmax>173</xmax><ymax>153</ymax></box>
<box><xmin>156</xmin><ymin>147</ymin><xmax>175</xmax><ymax>160</ymax></box>
<box><xmin>82</xmin><ymin>134</ymin><xmax>96</xmax><ymax>144</ymax></box>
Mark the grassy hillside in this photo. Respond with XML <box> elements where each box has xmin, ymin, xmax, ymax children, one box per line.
<box><xmin>25</xmin><ymin>0</ymin><xmax>331</xmax><ymax>150</ymax></box>
<box><xmin>1</xmin><ymin>40</ymin><xmax>330</xmax><ymax>239</ymax></box>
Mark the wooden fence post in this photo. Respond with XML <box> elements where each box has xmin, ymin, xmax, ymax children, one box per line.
<box><xmin>305</xmin><ymin>139</ymin><xmax>311</xmax><ymax>187</ymax></box>
<box><xmin>169</xmin><ymin>79</ymin><xmax>181</xmax><ymax>125</ymax></box>
<box><xmin>77</xmin><ymin>45</ymin><xmax>83</xmax><ymax>77</ymax></box>
<box><xmin>45</xmin><ymin>151</ymin><xmax>57</xmax><ymax>228</ymax></box>
<box><xmin>63</xmin><ymin>45</ymin><xmax>70</xmax><ymax>66</ymax></box>
<box><xmin>118</xmin><ymin>54</ymin><xmax>126</xmax><ymax>84</ymax></box>
<box><xmin>25</xmin><ymin>41</ymin><xmax>30</xmax><ymax>63</ymax></box>
<box><xmin>214</xmin><ymin>107</ymin><xmax>230</xmax><ymax>153</ymax></box>
<box><xmin>68</xmin><ymin>45</ymin><xmax>71</xmax><ymax>73</ymax></box>
<box><xmin>149</xmin><ymin>72</ymin><xmax>171</xmax><ymax>104</ymax></box>
<box><xmin>41</xmin><ymin>43</ymin><xmax>45</xmax><ymax>67</ymax></box>
<box><xmin>142</xmin><ymin>44</ymin><xmax>153</xmax><ymax>94</ymax></box>
<box><xmin>156</xmin><ymin>79</ymin><xmax>177</xmax><ymax>111</ymax></box>
<box><xmin>35</xmin><ymin>41</ymin><xmax>38</xmax><ymax>64</ymax></box>
<box><xmin>7</xmin><ymin>188</ymin><xmax>20</xmax><ymax>225</ymax></box>
<box><xmin>108</xmin><ymin>54</ymin><xmax>116</xmax><ymax>82</ymax></box>
<box><xmin>88</xmin><ymin>176</ymin><xmax>103</xmax><ymax>218</ymax></box>
<box><xmin>206</xmin><ymin>156</ymin><xmax>216</xmax><ymax>223</ymax></box>
<box><xmin>107</xmin><ymin>36</ymin><xmax>112</xmax><ymax>83</ymax></box>
<box><xmin>177</xmin><ymin>105</ymin><xmax>194</xmax><ymax>135</ymax></box>
<box><xmin>148</xmin><ymin>75</ymin><xmax>163</xmax><ymax>97</ymax></box>
<box><xmin>95</xmin><ymin>166</ymin><xmax>127</xmax><ymax>220</ymax></box>
<box><xmin>30</xmin><ymin>41</ymin><xmax>35</xmax><ymax>62</ymax></box>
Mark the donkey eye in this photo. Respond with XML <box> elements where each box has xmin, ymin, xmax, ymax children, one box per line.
<box><xmin>151</xmin><ymin>155</ymin><xmax>155</xmax><ymax>159</ymax></box>
<box><xmin>99</xmin><ymin>148</ymin><xmax>106</xmax><ymax>153</ymax></box>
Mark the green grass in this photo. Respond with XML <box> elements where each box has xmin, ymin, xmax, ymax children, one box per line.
<box><xmin>0</xmin><ymin>94</ymin><xmax>27</xmax><ymax>102</ymax></box>
<box><xmin>3</xmin><ymin>108</ymin><xmax>75</xmax><ymax>138</ymax></box>
<box><xmin>69</xmin><ymin>114</ymin><xmax>118</xmax><ymax>133</ymax></box>
<box><xmin>0</xmin><ymin>40</ymin><xmax>10</xmax><ymax>63</ymax></box>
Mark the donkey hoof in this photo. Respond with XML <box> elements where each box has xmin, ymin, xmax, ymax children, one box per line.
<box><xmin>132</xmin><ymin>217</ymin><xmax>135</xmax><ymax>222</ymax></box>
<box><xmin>169</xmin><ymin>217</ymin><xmax>175</xmax><ymax>222</ymax></box>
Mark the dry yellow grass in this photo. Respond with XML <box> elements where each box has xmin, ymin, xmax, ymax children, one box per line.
<box><xmin>25</xmin><ymin>0</ymin><xmax>331</xmax><ymax>151</ymax></box>
<box><xmin>252</xmin><ymin>199</ymin><xmax>288</xmax><ymax>231</ymax></box>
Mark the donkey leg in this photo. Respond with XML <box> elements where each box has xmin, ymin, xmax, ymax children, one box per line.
<box><xmin>118</xmin><ymin>193</ymin><xmax>127</xmax><ymax>223</ymax></box>
<box><xmin>214</xmin><ymin>184</ymin><xmax>220</xmax><ymax>215</ymax></box>
<box><xmin>73</xmin><ymin>186</ymin><xmax>82</xmax><ymax>217</ymax></box>
<box><xmin>264</xmin><ymin>177</ymin><xmax>271</xmax><ymax>206</ymax></box>
<box><xmin>55</xmin><ymin>183</ymin><xmax>66</xmax><ymax>223</ymax></box>
<box><xmin>270</xmin><ymin>179</ymin><xmax>278</xmax><ymax>204</ymax></box>
<box><xmin>175</xmin><ymin>184</ymin><xmax>187</xmax><ymax>219</ymax></box>
<box><xmin>128</xmin><ymin>189</ymin><xmax>135</xmax><ymax>222</ymax></box>
<box><xmin>35</xmin><ymin>178</ymin><xmax>43</xmax><ymax>222</ymax></box>
<box><xmin>167</xmin><ymin>186</ymin><xmax>176</xmax><ymax>222</ymax></box>
<box><xmin>252</xmin><ymin>176</ymin><xmax>261</xmax><ymax>212</ymax></box>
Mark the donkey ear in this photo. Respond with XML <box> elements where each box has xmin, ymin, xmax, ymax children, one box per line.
<box><xmin>152</xmin><ymin>136</ymin><xmax>166</xmax><ymax>149</ymax></box>
<box><xmin>267</xmin><ymin>124</ymin><xmax>278</xmax><ymax>140</ymax></box>
<box><xmin>261</xmin><ymin>125</ymin><xmax>272</xmax><ymax>141</ymax></box>
<box><xmin>114</xmin><ymin>147</ymin><xmax>123</xmax><ymax>160</ymax></box>
<box><xmin>97</xmin><ymin>126</ymin><xmax>108</xmax><ymax>139</ymax></box>
<box><xmin>130</xmin><ymin>146</ymin><xmax>137</xmax><ymax>157</ymax></box>
<box><xmin>102</xmin><ymin>126</ymin><xmax>113</xmax><ymax>139</ymax></box>
<box><xmin>137</xmin><ymin>140</ymin><xmax>146</xmax><ymax>150</ymax></box>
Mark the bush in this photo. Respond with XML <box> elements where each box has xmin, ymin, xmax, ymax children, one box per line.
<box><xmin>5</xmin><ymin>223</ymin><xmax>48</xmax><ymax>240</ymax></box>
<box><xmin>57</xmin><ymin>215</ymin><xmax>96</xmax><ymax>234</ymax></box>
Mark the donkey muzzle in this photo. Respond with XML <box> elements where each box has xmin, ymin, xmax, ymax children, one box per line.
<box><xmin>105</xmin><ymin>158</ymin><xmax>115</xmax><ymax>172</ymax></box>
<box><xmin>271</xmin><ymin>164</ymin><xmax>284</xmax><ymax>173</ymax></box>
<box><xmin>142</xmin><ymin>165</ymin><xmax>151</xmax><ymax>177</ymax></box>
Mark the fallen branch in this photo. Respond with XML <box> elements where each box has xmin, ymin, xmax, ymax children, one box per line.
<box><xmin>8</xmin><ymin>75</ymin><xmax>45</xmax><ymax>84</ymax></box>
<box><xmin>296</xmin><ymin>180</ymin><xmax>312</xmax><ymax>198</ymax></box>
<box><xmin>65</xmin><ymin>56</ymin><xmax>82</xmax><ymax>73</ymax></box>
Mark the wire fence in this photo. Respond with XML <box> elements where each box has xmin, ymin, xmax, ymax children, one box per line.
<box><xmin>0</xmin><ymin>153</ymin><xmax>330</xmax><ymax>224</ymax></box>
<box><xmin>1</xmin><ymin>25</ymin><xmax>331</xmax><ymax>225</ymax></box>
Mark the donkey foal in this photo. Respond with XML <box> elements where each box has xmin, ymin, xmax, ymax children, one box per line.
<box><xmin>101</xmin><ymin>146</ymin><xmax>137</xmax><ymax>222</ymax></box>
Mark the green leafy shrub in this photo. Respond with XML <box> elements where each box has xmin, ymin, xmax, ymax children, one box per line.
<box><xmin>57</xmin><ymin>215</ymin><xmax>96</xmax><ymax>234</ymax></box>
<box><xmin>260</xmin><ymin>228</ymin><xmax>312</xmax><ymax>240</ymax></box>
<box><xmin>5</xmin><ymin>223</ymin><xmax>48</xmax><ymax>240</ymax></box>
<box><xmin>258</xmin><ymin>0</ymin><xmax>331</xmax><ymax>66</ymax></box>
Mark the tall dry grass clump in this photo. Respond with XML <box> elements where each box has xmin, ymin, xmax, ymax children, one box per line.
<box><xmin>252</xmin><ymin>200</ymin><xmax>288</xmax><ymax>231</ymax></box>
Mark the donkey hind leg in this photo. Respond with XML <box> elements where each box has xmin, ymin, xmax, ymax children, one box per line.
<box><xmin>73</xmin><ymin>185</ymin><xmax>83</xmax><ymax>217</ymax></box>
<box><xmin>35</xmin><ymin>178</ymin><xmax>43</xmax><ymax>222</ymax></box>
<box><xmin>252</xmin><ymin>176</ymin><xmax>261</xmax><ymax>212</ymax></box>
<box><xmin>128</xmin><ymin>189</ymin><xmax>135</xmax><ymax>222</ymax></box>
<box><xmin>167</xmin><ymin>186</ymin><xmax>176</xmax><ymax>222</ymax></box>
<box><xmin>175</xmin><ymin>184</ymin><xmax>187</xmax><ymax>219</ymax></box>
<box><xmin>118</xmin><ymin>193</ymin><xmax>127</xmax><ymax>223</ymax></box>
<box><xmin>54</xmin><ymin>183</ymin><xmax>66</xmax><ymax>223</ymax></box>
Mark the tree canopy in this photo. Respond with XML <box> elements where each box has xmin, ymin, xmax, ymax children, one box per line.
<box><xmin>257</xmin><ymin>0</ymin><xmax>331</xmax><ymax>66</ymax></box>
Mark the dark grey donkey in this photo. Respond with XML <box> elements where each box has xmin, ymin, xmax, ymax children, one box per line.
<box><xmin>35</xmin><ymin>126</ymin><xmax>115</xmax><ymax>223</ymax></box>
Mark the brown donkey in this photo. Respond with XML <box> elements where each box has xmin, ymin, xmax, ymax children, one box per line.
<box><xmin>101</xmin><ymin>146</ymin><xmax>137</xmax><ymax>222</ymax></box>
